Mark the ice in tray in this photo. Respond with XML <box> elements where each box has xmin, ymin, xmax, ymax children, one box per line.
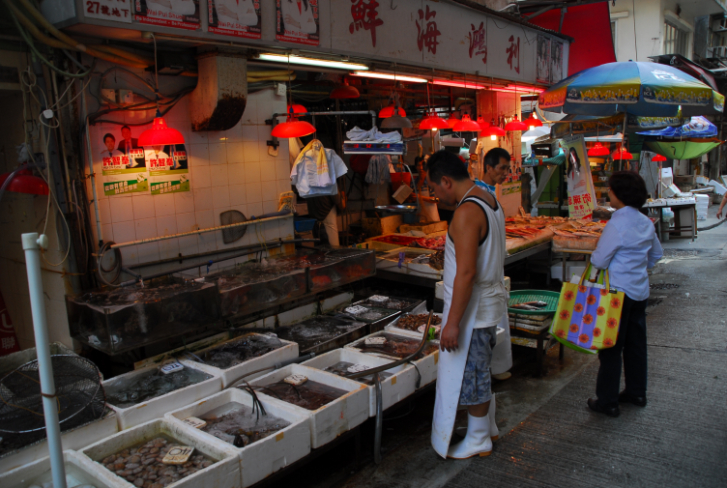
<box><xmin>354</xmin><ymin>295</ymin><xmax>419</xmax><ymax>311</ymax></box>
<box><xmin>322</xmin><ymin>361</ymin><xmax>392</xmax><ymax>385</ymax></box>
<box><xmin>198</xmin><ymin>402</ymin><xmax>290</xmax><ymax>448</ymax></box>
<box><xmin>339</xmin><ymin>304</ymin><xmax>398</xmax><ymax>323</ymax></box>
<box><xmin>275</xmin><ymin>316</ymin><xmax>367</xmax><ymax>353</ymax></box>
<box><xmin>66</xmin><ymin>277</ymin><xmax>221</xmax><ymax>354</ymax></box>
<box><xmin>105</xmin><ymin>365</ymin><xmax>213</xmax><ymax>409</ymax></box>
<box><xmin>195</xmin><ymin>334</ymin><xmax>287</xmax><ymax>369</ymax></box>
<box><xmin>348</xmin><ymin>332</ymin><xmax>439</xmax><ymax>359</ymax></box>
<box><xmin>252</xmin><ymin>380</ymin><xmax>347</xmax><ymax>411</ymax></box>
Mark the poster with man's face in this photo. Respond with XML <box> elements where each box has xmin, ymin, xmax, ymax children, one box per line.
<box><xmin>276</xmin><ymin>0</ymin><xmax>320</xmax><ymax>46</ymax></box>
<box><xmin>208</xmin><ymin>0</ymin><xmax>261</xmax><ymax>38</ymax></box>
<box><xmin>135</xmin><ymin>0</ymin><xmax>200</xmax><ymax>30</ymax></box>
<box><xmin>536</xmin><ymin>35</ymin><xmax>550</xmax><ymax>85</ymax></box>
<box><xmin>99</xmin><ymin>126</ymin><xmax>145</xmax><ymax>175</ymax></box>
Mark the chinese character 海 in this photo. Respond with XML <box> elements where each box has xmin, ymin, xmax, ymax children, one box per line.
<box><xmin>416</xmin><ymin>6</ymin><xmax>441</xmax><ymax>54</ymax></box>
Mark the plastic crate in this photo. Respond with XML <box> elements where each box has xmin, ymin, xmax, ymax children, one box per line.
<box><xmin>294</xmin><ymin>218</ymin><xmax>317</xmax><ymax>232</ymax></box>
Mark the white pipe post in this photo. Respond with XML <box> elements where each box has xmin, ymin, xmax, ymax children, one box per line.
<box><xmin>22</xmin><ymin>232</ymin><xmax>67</xmax><ymax>488</ymax></box>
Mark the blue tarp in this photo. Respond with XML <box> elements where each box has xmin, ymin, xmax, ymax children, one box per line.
<box><xmin>636</xmin><ymin>116</ymin><xmax>718</xmax><ymax>139</ymax></box>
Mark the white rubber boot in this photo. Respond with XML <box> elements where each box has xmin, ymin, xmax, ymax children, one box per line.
<box><xmin>490</xmin><ymin>394</ymin><xmax>499</xmax><ymax>442</ymax></box>
<box><xmin>447</xmin><ymin>413</ymin><xmax>492</xmax><ymax>459</ymax></box>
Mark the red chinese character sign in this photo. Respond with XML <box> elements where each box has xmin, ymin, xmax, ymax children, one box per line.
<box><xmin>208</xmin><ymin>0</ymin><xmax>261</xmax><ymax>38</ymax></box>
<box><xmin>416</xmin><ymin>6</ymin><xmax>440</xmax><ymax>54</ymax></box>
<box><xmin>506</xmin><ymin>35</ymin><xmax>520</xmax><ymax>74</ymax></box>
<box><xmin>0</xmin><ymin>290</ymin><xmax>20</xmax><ymax>356</ymax></box>
<box><xmin>561</xmin><ymin>135</ymin><xmax>597</xmax><ymax>219</ymax></box>
<box><xmin>134</xmin><ymin>0</ymin><xmax>200</xmax><ymax>30</ymax></box>
<box><xmin>350</xmin><ymin>0</ymin><xmax>383</xmax><ymax>47</ymax></box>
<box><xmin>468</xmin><ymin>22</ymin><xmax>487</xmax><ymax>65</ymax></box>
<box><xmin>85</xmin><ymin>0</ymin><xmax>132</xmax><ymax>22</ymax></box>
<box><xmin>276</xmin><ymin>0</ymin><xmax>320</xmax><ymax>46</ymax></box>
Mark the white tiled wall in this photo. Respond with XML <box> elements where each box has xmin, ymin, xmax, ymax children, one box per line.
<box><xmin>87</xmin><ymin>88</ymin><xmax>295</xmax><ymax>279</ymax></box>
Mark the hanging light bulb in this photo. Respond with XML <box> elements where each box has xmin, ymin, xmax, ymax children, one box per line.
<box><xmin>588</xmin><ymin>142</ymin><xmax>610</xmax><ymax>157</ymax></box>
<box><xmin>525</xmin><ymin>112</ymin><xmax>543</xmax><ymax>130</ymax></box>
<box><xmin>287</xmin><ymin>104</ymin><xmax>308</xmax><ymax>116</ymax></box>
<box><xmin>484</xmin><ymin>121</ymin><xmax>506</xmax><ymax>141</ymax></box>
<box><xmin>504</xmin><ymin>115</ymin><xmax>528</xmax><ymax>131</ymax></box>
<box><xmin>476</xmin><ymin>116</ymin><xmax>490</xmax><ymax>130</ymax></box>
<box><xmin>379</xmin><ymin>104</ymin><xmax>406</xmax><ymax>118</ymax></box>
<box><xmin>452</xmin><ymin>114</ymin><xmax>482</xmax><ymax>132</ymax></box>
<box><xmin>0</xmin><ymin>169</ymin><xmax>49</xmax><ymax>195</ymax></box>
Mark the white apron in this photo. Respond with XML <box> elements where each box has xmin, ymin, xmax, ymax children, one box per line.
<box><xmin>431</xmin><ymin>192</ymin><xmax>506</xmax><ymax>458</ymax></box>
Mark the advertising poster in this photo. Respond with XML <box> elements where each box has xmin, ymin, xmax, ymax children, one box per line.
<box><xmin>150</xmin><ymin>175</ymin><xmax>190</xmax><ymax>195</ymax></box>
<box><xmin>208</xmin><ymin>0</ymin><xmax>261</xmax><ymax>38</ymax></box>
<box><xmin>146</xmin><ymin>144</ymin><xmax>189</xmax><ymax>176</ymax></box>
<box><xmin>536</xmin><ymin>35</ymin><xmax>550</xmax><ymax>84</ymax></box>
<box><xmin>561</xmin><ymin>135</ymin><xmax>597</xmax><ymax>219</ymax></box>
<box><xmin>134</xmin><ymin>0</ymin><xmax>200</xmax><ymax>30</ymax></box>
<box><xmin>103</xmin><ymin>175</ymin><xmax>149</xmax><ymax>196</ymax></box>
<box><xmin>551</xmin><ymin>40</ymin><xmax>564</xmax><ymax>83</ymax></box>
<box><xmin>276</xmin><ymin>0</ymin><xmax>319</xmax><ymax>46</ymax></box>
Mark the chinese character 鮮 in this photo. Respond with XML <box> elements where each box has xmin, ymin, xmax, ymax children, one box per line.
<box><xmin>349</xmin><ymin>0</ymin><xmax>384</xmax><ymax>47</ymax></box>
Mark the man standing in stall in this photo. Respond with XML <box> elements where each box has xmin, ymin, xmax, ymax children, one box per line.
<box><xmin>427</xmin><ymin>150</ymin><xmax>508</xmax><ymax>459</ymax></box>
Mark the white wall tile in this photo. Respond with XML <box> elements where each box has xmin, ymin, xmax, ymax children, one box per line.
<box><xmin>188</xmin><ymin>143</ymin><xmax>209</xmax><ymax>166</ymax></box>
<box><xmin>132</xmin><ymin>195</ymin><xmax>156</xmax><ymax>220</ymax></box>
<box><xmin>212</xmin><ymin>186</ymin><xmax>230</xmax><ymax>210</ymax></box>
<box><xmin>156</xmin><ymin>215</ymin><xmax>178</xmax><ymax>236</ymax></box>
<box><xmin>136</xmin><ymin>241</ymin><xmax>160</xmax><ymax>263</ymax></box>
<box><xmin>231</xmin><ymin>204</ymin><xmax>247</xmax><ymax>215</ymax></box>
<box><xmin>98</xmin><ymin>198</ymin><xmax>111</xmax><ymax>224</ymax></box>
<box><xmin>229</xmin><ymin>184</ymin><xmax>246</xmax><ymax>206</ymax></box>
<box><xmin>134</xmin><ymin>217</ymin><xmax>158</xmax><ymax>239</ymax></box>
<box><xmin>263</xmin><ymin>200</ymin><xmax>278</xmax><ymax>214</ymax></box>
<box><xmin>245</xmin><ymin>183</ymin><xmax>262</xmax><ymax>204</ymax></box>
<box><xmin>101</xmin><ymin>223</ymin><xmax>114</xmax><ymax>242</ymax></box>
<box><xmin>208</xmin><ymin>142</ymin><xmax>227</xmax><ymax>165</ymax></box>
<box><xmin>193</xmin><ymin>188</ymin><xmax>213</xmax><ymax>211</ymax></box>
<box><xmin>197</xmin><ymin>232</ymin><xmax>217</xmax><ymax>253</ymax></box>
<box><xmin>112</xmin><ymin>220</ymin><xmax>136</xmax><ymax>243</ymax></box>
<box><xmin>158</xmin><ymin>236</ymin><xmax>180</xmax><ymax>260</ymax></box>
<box><xmin>243</xmin><ymin>138</ymin><xmax>260</xmax><ymax>161</ymax></box>
<box><xmin>247</xmin><ymin>202</ymin><xmax>263</xmax><ymax>217</ymax></box>
<box><xmin>186</xmin><ymin>128</ymin><xmax>208</xmax><ymax>145</ymax></box>
<box><xmin>109</xmin><ymin>195</ymin><xmax>134</xmax><ymax>223</ymax></box>
<box><xmin>245</xmin><ymin>161</ymin><xmax>261</xmax><ymax>183</ymax></box>
<box><xmin>154</xmin><ymin>193</ymin><xmax>176</xmax><ymax>216</ymax></box>
<box><xmin>191</xmin><ymin>165</ymin><xmax>211</xmax><ymax>188</ymax></box>
<box><xmin>277</xmin><ymin>180</ymin><xmax>293</xmax><ymax>195</ymax></box>
<box><xmin>261</xmin><ymin>181</ymin><xmax>278</xmax><ymax>201</ymax></box>
<box><xmin>240</xmin><ymin>99</ymin><xmax>258</xmax><ymax>125</ymax></box>
<box><xmin>210</xmin><ymin>164</ymin><xmax>229</xmax><ymax>187</ymax></box>
<box><xmin>226</xmin><ymin>142</ymin><xmax>245</xmax><ymax>163</ymax></box>
<box><xmin>194</xmin><ymin>209</ymin><xmax>215</xmax><ymax>229</ymax></box>
<box><xmin>260</xmin><ymin>161</ymin><xmax>277</xmax><ymax>182</ymax></box>
<box><xmin>276</xmin><ymin>159</ymin><xmax>291</xmax><ymax>180</ymax></box>
<box><xmin>228</xmin><ymin>163</ymin><xmax>245</xmax><ymax>185</ymax></box>
<box><xmin>174</xmin><ymin>191</ymin><xmax>195</xmax><ymax>214</ymax></box>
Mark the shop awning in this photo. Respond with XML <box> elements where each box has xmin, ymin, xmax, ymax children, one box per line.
<box><xmin>524</xmin><ymin>2</ymin><xmax>616</xmax><ymax>77</ymax></box>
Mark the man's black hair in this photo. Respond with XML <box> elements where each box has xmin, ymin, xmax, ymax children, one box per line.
<box><xmin>426</xmin><ymin>150</ymin><xmax>470</xmax><ymax>183</ymax></box>
<box><xmin>103</xmin><ymin>133</ymin><xmax>115</xmax><ymax>142</ymax></box>
<box><xmin>484</xmin><ymin>147</ymin><xmax>510</xmax><ymax>169</ymax></box>
<box><xmin>121</xmin><ymin>125</ymin><xmax>131</xmax><ymax>132</ymax></box>
<box><xmin>609</xmin><ymin>171</ymin><xmax>648</xmax><ymax>208</ymax></box>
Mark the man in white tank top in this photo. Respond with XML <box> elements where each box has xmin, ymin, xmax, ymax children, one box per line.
<box><xmin>426</xmin><ymin>151</ymin><xmax>508</xmax><ymax>459</ymax></box>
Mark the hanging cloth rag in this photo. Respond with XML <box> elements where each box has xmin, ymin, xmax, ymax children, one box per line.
<box><xmin>291</xmin><ymin>140</ymin><xmax>348</xmax><ymax>198</ymax></box>
<box><xmin>346</xmin><ymin>126</ymin><xmax>403</xmax><ymax>143</ymax></box>
<box><xmin>365</xmin><ymin>154</ymin><xmax>392</xmax><ymax>184</ymax></box>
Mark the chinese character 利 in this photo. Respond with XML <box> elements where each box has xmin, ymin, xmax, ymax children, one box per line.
<box><xmin>506</xmin><ymin>35</ymin><xmax>520</xmax><ymax>74</ymax></box>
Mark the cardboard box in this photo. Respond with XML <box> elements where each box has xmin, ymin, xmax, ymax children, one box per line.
<box><xmin>362</xmin><ymin>215</ymin><xmax>402</xmax><ymax>236</ymax></box>
<box><xmin>399</xmin><ymin>221</ymin><xmax>447</xmax><ymax>234</ymax></box>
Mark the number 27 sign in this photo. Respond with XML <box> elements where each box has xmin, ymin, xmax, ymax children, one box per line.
<box><xmin>85</xmin><ymin>0</ymin><xmax>132</xmax><ymax>23</ymax></box>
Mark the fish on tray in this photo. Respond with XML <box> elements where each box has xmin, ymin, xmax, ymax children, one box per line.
<box><xmin>511</xmin><ymin>301</ymin><xmax>548</xmax><ymax>310</ymax></box>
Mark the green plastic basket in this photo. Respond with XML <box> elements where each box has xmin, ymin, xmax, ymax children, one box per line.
<box><xmin>508</xmin><ymin>290</ymin><xmax>560</xmax><ymax>315</ymax></box>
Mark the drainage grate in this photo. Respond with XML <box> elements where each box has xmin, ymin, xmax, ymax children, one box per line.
<box><xmin>650</xmin><ymin>283</ymin><xmax>680</xmax><ymax>290</ymax></box>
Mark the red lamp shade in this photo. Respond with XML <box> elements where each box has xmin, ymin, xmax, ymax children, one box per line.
<box><xmin>476</xmin><ymin>116</ymin><xmax>490</xmax><ymax>130</ymax></box>
<box><xmin>0</xmin><ymin>170</ymin><xmax>49</xmax><ymax>195</ymax></box>
<box><xmin>379</xmin><ymin>104</ymin><xmax>406</xmax><ymax>118</ymax></box>
<box><xmin>504</xmin><ymin>115</ymin><xmax>528</xmax><ymax>131</ymax></box>
<box><xmin>287</xmin><ymin>104</ymin><xmax>308</xmax><ymax>115</ymax></box>
<box><xmin>419</xmin><ymin>111</ymin><xmax>449</xmax><ymax>130</ymax></box>
<box><xmin>453</xmin><ymin>114</ymin><xmax>481</xmax><ymax>132</ymax></box>
<box><xmin>483</xmin><ymin>125</ymin><xmax>506</xmax><ymax>138</ymax></box>
<box><xmin>138</xmin><ymin>117</ymin><xmax>185</xmax><ymax>147</ymax></box>
<box><xmin>525</xmin><ymin>113</ymin><xmax>543</xmax><ymax>129</ymax></box>
<box><xmin>446</xmin><ymin>114</ymin><xmax>460</xmax><ymax>128</ymax></box>
<box><xmin>588</xmin><ymin>142</ymin><xmax>610</xmax><ymax>157</ymax></box>
<box><xmin>330</xmin><ymin>80</ymin><xmax>360</xmax><ymax>99</ymax></box>
<box><xmin>651</xmin><ymin>153</ymin><xmax>667</xmax><ymax>162</ymax></box>
<box><xmin>612</xmin><ymin>148</ymin><xmax>634</xmax><ymax>160</ymax></box>
<box><xmin>271</xmin><ymin>118</ymin><xmax>316</xmax><ymax>138</ymax></box>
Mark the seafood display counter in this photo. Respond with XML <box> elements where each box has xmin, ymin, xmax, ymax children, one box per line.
<box><xmin>275</xmin><ymin>316</ymin><xmax>368</xmax><ymax>355</ymax></box>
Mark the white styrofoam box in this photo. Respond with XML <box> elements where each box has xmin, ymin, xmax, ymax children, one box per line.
<box><xmin>301</xmin><ymin>349</ymin><xmax>418</xmax><ymax>417</ymax></box>
<box><xmin>435</xmin><ymin>281</ymin><xmax>444</xmax><ymax>300</ymax></box>
<box><xmin>103</xmin><ymin>364</ymin><xmax>222</xmax><ymax>431</ymax></box>
<box><xmin>385</xmin><ymin>313</ymin><xmax>444</xmax><ymax>340</ymax></box>
<box><xmin>249</xmin><ymin>364</ymin><xmax>368</xmax><ymax>448</ymax></box>
<box><xmin>375</xmin><ymin>247</ymin><xmax>442</xmax><ymax>281</ymax></box>
<box><xmin>180</xmin><ymin>333</ymin><xmax>298</xmax><ymax>388</ymax></box>
<box><xmin>82</xmin><ymin>418</ymin><xmax>241</xmax><ymax>488</ymax></box>
<box><xmin>165</xmin><ymin>389</ymin><xmax>310</xmax><ymax>488</ymax></box>
<box><xmin>0</xmin><ymin>450</ymin><xmax>132</xmax><ymax>488</ymax></box>
<box><xmin>550</xmin><ymin>262</ymin><xmax>587</xmax><ymax>282</ymax></box>
<box><xmin>696</xmin><ymin>175</ymin><xmax>710</xmax><ymax>186</ymax></box>
<box><xmin>345</xmin><ymin>331</ymin><xmax>440</xmax><ymax>388</ymax></box>
<box><xmin>0</xmin><ymin>411</ymin><xmax>119</xmax><ymax>473</ymax></box>
<box><xmin>709</xmin><ymin>179</ymin><xmax>727</xmax><ymax>196</ymax></box>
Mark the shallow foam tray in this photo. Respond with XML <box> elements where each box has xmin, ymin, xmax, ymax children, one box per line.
<box><xmin>345</xmin><ymin>331</ymin><xmax>440</xmax><ymax>388</ymax></box>
<box><xmin>166</xmin><ymin>388</ymin><xmax>311</xmax><ymax>488</ymax></box>
<box><xmin>249</xmin><ymin>364</ymin><xmax>368</xmax><ymax>449</ymax></box>
<box><xmin>375</xmin><ymin>247</ymin><xmax>442</xmax><ymax>281</ymax></box>
<box><xmin>0</xmin><ymin>450</ymin><xmax>132</xmax><ymax>488</ymax></box>
<box><xmin>0</xmin><ymin>410</ymin><xmax>118</xmax><ymax>473</ymax></box>
<box><xmin>103</xmin><ymin>364</ymin><xmax>222</xmax><ymax>431</ymax></box>
<box><xmin>82</xmin><ymin>418</ymin><xmax>240</xmax><ymax>488</ymax></box>
<box><xmin>180</xmin><ymin>333</ymin><xmax>299</xmax><ymax>387</ymax></box>
<box><xmin>385</xmin><ymin>312</ymin><xmax>444</xmax><ymax>341</ymax></box>
<box><xmin>302</xmin><ymin>348</ymin><xmax>418</xmax><ymax>417</ymax></box>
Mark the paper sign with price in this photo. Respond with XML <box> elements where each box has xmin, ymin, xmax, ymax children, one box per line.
<box><xmin>85</xmin><ymin>0</ymin><xmax>132</xmax><ymax>23</ymax></box>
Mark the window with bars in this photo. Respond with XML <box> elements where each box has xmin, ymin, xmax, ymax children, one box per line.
<box><xmin>663</xmin><ymin>21</ymin><xmax>689</xmax><ymax>56</ymax></box>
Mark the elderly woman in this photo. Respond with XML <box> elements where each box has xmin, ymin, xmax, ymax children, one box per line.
<box><xmin>588</xmin><ymin>172</ymin><xmax>663</xmax><ymax>417</ymax></box>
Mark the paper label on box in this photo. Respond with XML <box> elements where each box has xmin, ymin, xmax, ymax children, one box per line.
<box><xmin>161</xmin><ymin>362</ymin><xmax>184</xmax><ymax>374</ymax></box>
<box><xmin>345</xmin><ymin>305</ymin><xmax>368</xmax><ymax>315</ymax></box>
<box><xmin>346</xmin><ymin>363</ymin><xmax>370</xmax><ymax>373</ymax></box>
<box><xmin>365</xmin><ymin>336</ymin><xmax>387</xmax><ymax>345</ymax></box>
<box><xmin>284</xmin><ymin>374</ymin><xmax>308</xmax><ymax>386</ymax></box>
<box><xmin>183</xmin><ymin>417</ymin><xmax>207</xmax><ymax>429</ymax></box>
<box><xmin>162</xmin><ymin>446</ymin><xmax>195</xmax><ymax>465</ymax></box>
